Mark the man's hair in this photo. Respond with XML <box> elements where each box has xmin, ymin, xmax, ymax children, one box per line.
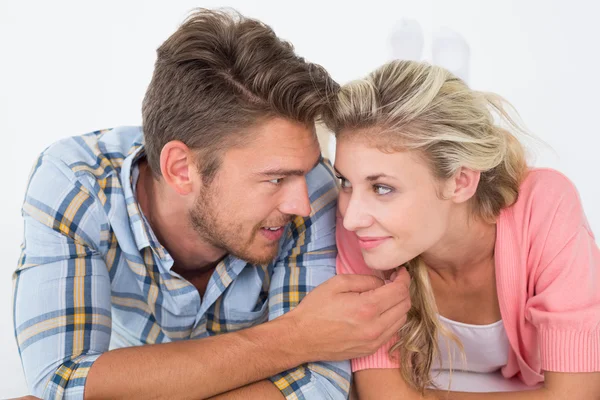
<box><xmin>142</xmin><ymin>8</ymin><xmax>339</xmax><ymax>182</ymax></box>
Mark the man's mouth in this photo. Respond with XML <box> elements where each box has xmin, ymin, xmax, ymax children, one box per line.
<box><xmin>263</xmin><ymin>226</ymin><xmax>283</xmax><ymax>231</ymax></box>
<box><xmin>258</xmin><ymin>218</ymin><xmax>293</xmax><ymax>241</ymax></box>
<box><xmin>259</xmin><ymin>225</ymin><xmax>286</xmax><ymax>241</ymax></box>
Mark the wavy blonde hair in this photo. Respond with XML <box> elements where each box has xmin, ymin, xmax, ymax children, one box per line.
<box><xmin>323</xmin><ymin>60</ymin><xmax>529</xmax><ymax>393</ymax></box>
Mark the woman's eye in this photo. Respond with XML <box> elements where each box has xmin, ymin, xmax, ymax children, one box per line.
<box><xmin>374</xmin><ymin>185</ymin><xmax>392</xmax><ymax>195</ymax></box>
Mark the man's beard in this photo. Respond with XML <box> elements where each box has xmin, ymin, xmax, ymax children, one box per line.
<box><xmin>189</xmin><ymin>188</ymin><xmax>291</xmax><ymax>265</ymax></box>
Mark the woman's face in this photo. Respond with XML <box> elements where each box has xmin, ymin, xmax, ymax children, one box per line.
<box><xmin>335</xmin><ymin>135</ymin><xmax>454</xmax><ymax>271</ymax></box>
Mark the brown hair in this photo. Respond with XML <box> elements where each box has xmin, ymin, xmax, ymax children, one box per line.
<box><xmin>142</xmin><ymin>8</ymin><xmax>338</xmax><ymax>182</ymax></box>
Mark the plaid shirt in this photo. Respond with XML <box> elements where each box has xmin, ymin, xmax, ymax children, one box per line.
<box><xmin>13</xmin><ymin>126</ymin><xmax>350</xmax><ymax>400</ymax></box>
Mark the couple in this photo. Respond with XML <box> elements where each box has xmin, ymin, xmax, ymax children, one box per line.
<box><xmin>13</xmin><ymin>9</ymin><xmax>599</xmax><ymax>400</ymax></box>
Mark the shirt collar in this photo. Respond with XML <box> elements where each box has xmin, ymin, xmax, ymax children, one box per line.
<box><xmin>121</xmin><ymin>142</ymin><xmax>174</xmax><ymax>268</ymax></box>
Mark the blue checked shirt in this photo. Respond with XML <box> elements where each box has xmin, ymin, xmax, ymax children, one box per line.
<box><xmin>13</xmin><ymin>126</ymin><xmax>350</xmax><ymax>400</ymax></box>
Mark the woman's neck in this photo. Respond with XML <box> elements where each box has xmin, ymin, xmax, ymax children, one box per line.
<box><xmin>421</xmin><ymin>210</ymin><xmax>497</xmax><ymax>282</ymax></box>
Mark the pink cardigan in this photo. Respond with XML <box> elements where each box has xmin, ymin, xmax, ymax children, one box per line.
<box><xmin>336</xmin><ymin>169</ymin><xmax>600</xmax><ymax>385</ymax></box>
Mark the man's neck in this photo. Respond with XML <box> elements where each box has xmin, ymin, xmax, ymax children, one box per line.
<box><xmin>135</xmin><ymin>159</ymin><xmax>226</xmax><ymax>272</ymax></box>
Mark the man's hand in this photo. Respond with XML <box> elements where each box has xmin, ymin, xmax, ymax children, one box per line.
<box><xmin>287</xmin><ymin>268</ymin><xmax>411</xmax><ymax>362</ymax></box>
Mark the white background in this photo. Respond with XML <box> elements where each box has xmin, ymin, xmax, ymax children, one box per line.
<box><xmin>1</xmin><ymin>0</ymin><xmax>599</xmax><ymax>397</ymax></box>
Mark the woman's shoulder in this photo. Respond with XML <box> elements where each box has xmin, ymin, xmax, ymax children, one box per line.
<box><xmin>519</xmin><ymin>167</ymin><xmax>579</xmax><ymax>197</ymax></box>
<box><xmin>502</xmin><ymin>167</ymin><xmax>594</xmax><ymax>262</ymax></box>
<box><xmin>509</xmin><ymin>168</ymin><xmax>586</xmax><ymax>224</ymax></box>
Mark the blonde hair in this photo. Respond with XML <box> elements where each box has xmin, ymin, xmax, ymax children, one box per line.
<box><xmin>323</xmin><ymin>60</ymin><xmax>529</xmax><ymax>393</ymax></box>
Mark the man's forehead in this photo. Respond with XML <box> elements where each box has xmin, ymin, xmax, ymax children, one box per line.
<box><xmin>245</xmin><ymin>144</ymin><xmax>320</xmax><ymax>174</ymax></box>
<box><xmin>250</xmin><ymin>120</ymin><xmax>318</xmax><ymax>147</ymax></box>
<box><xmin>220</xmin><ymin>127</ymin><xmax>320</xmax><ymax>174</ymax></box>
<box><xmin>238</xmin><ymin>118</ymin><xmax>319</xmax><ymax>153</ymax></box>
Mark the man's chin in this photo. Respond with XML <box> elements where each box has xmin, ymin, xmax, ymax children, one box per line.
<box><xmin>233</xmin><ymin>247</ymin><xmax>279</xmax><ymax>265</ymax></box>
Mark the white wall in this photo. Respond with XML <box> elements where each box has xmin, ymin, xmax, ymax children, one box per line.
<box><xmin>1</xmin><ymin>0</ymin><xmax>598</xmax><ymax>397</ymax></box>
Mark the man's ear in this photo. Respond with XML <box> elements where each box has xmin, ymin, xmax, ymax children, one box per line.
<box><xmin>159</xmin><ymin>141</ymin><xmax>196</xmax><ymax>195</ymax></box>
<box><xmin>444</xmin><ymin>166</ymin><xmax>481</xmax><ymax>204</ymax></box>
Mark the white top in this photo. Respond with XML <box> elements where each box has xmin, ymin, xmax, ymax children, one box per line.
<box><xmin>433</xmin><ymin>315</ymin><xmax>510</xmax><ymax>374</ymax></box>
<box><xmin>429</xmin><ymin>315</ymin><xmax>533</xmax><ymax>393</ymax></box>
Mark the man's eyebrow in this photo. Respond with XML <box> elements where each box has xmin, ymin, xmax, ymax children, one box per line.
<box><xmin>256</xmin><ymin>168</ymin><xmax>307</xmax><ymax>177</ymax></box>
<box><xmin>256</xmin><ymin>158</ymin><xmax>321</xmax><ymax>178</ymax></box>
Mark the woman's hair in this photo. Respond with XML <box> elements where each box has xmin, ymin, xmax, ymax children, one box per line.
<box><xmin>323</xmin><ymin>60</ymin><xmax>529</xmax><ymax>393</ymax></box>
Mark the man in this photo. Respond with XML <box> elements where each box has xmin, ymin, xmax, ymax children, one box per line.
<box><xmin>13</xmin><ymin>9</ymin><xmax>410</xmax><ymax>400</ymax></box>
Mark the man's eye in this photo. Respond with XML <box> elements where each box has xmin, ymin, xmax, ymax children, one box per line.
<box><xmin>269</xmin><ymin>178</ymin><xmax>284</xmax><ymax>185</ymax></box>
<box><xmin>335</xmin><ymin>175</ymin><xmax>352</xmax><ymax>189</ymax></box>
<box><xmin>374</xmin><ymin>185</ymin><xmax>392</xmax><ymax>195</ymax></box>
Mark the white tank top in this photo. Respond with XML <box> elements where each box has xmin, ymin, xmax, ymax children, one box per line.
<box><xmin>432</xmin><ymin>315</ymin><xmax>510</xmax><ymax>373</ymax></box>
<box><xmin>428</xmin><ymin>316</ymin><xmax>543</xmax><ymax>392</ymax></box>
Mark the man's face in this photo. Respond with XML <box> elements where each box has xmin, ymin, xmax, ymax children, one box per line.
<box><xmin>190</xmin><ymin>118</ymin><xmax>321</xmax><ymax>265</ymax></box>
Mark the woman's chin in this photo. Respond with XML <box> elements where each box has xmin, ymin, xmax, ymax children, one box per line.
<box><xmin>363</xmin><ymin>253</ymin><xmax>412</xmax><ymax>272</ymax></box>
<box><xmin>364</xmin><ymin>259</ymin><xmax>406</xmax><ymax>271</ymax></box>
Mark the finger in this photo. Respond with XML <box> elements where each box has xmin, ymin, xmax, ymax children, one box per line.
<box><xmin>332</xmin><ymin>274</ymin><xmax>385</xmax><ymax>293</ymax></box>
<box><xmin>374</xmin><ymin>300</ymin><xmax>410</xmax><ymax>346</ymax></box>
<box><xmin>376</xmin><ymin>295</ymin><xmax>411</xmax><ymax>333</ymax></box>
<box><xmin>365</xmin><ymin>277</ymin><xmax>411</xmax><ymax>314</ymax></box>
<box><xmin>374</xmin><ymin>316</ymin><xmax>406</xmax><ymax>358</ymax></box>
<box><xmin>365</xmin><ymin>309</ymin><xmax>408</xmax><ymax>357</ymax></box>
<box><xmin>391</xmin><ymin>266</ymin><xmax>410</xmax><ymax>284</ymax></box>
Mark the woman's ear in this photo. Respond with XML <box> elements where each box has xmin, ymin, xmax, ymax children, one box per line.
<box><xmin>446</xmin><ymin>167</ymin><xmax>480</xmax><ymax>204</ymax></box>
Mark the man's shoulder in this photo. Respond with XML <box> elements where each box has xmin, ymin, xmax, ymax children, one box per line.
<box><xmin>22</xmin><ymin>127</ymin><xmax>144</xmax><ymax>244</ymax></box>
<box><xmin>303</xmin><ymin>158</ymin><xmax>339</xmax><ymax>224</ymax></box>
<box><xmin>306</xmin><ymin>157</ymin><xmax>338</xmax><ymax>199</ymax></box>
<box><xmin>39</xmin><ymin>126</ymin><xmax>143</xmax><ymax>173</ymax></box>
<box><xmin>274</xmin><ymin>158</ymin><xmax>338</xmax><ymax>258</ymax></box>
<box><xmin>27</xmin><ymin>126</ymin><xmax>143</xmax><ymax>201</ymax></box>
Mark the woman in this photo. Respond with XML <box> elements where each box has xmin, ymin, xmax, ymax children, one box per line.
<box><xmin>323</xmin><ymin>60</ymin><xmax>600</xmax><ymax>399</ymax></box>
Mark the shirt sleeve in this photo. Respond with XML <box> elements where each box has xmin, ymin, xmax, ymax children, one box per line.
<box><xmin>336</xmin><ymin>215</ymin><xmax>400</xmax><ymax>371</ymax></box>
<box><xmin>525</xmin><ymin>172</ymin><xmax>600</xmax><ymax>372</ymax></box>
<box><xmin>13</xmin><ymin>154</ymin><xmax>112</xmax><ymax>399</ymax></box>
<box><xmin>267</xmin><ymin>159</ymin><xmax>351</xmax><ymax>400</ymax></box>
